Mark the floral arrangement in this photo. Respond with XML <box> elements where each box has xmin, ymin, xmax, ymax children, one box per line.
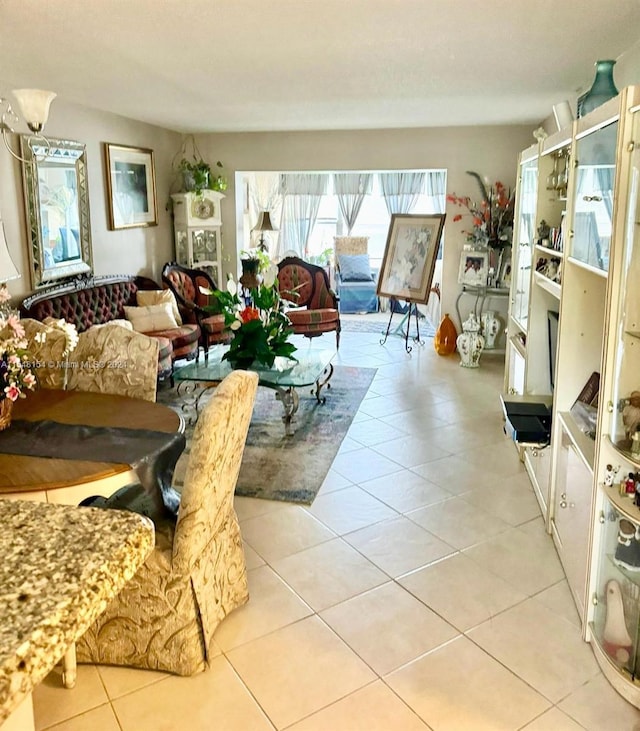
<box><xmin>0</xmin><ymin>285</ymin><xmax>37</xmax><ymax>403</ymax></box>
<box><xmin>447</xmin><ymin>171</ymin><xmax>515</xmax><ymax>249</ymax></box>
<box><xmin>0</xmin><ymin>285</ymin><xmax>79</xmax><ymax>407</ymax></box>
<box><xmin>202</xmin><ymin>263</ymin><xmax>297</xmax><ymax>369</ymax></box>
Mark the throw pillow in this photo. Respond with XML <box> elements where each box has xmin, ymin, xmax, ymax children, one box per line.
<box><xmin>123</xmin><ymin>303</ymin><xmax>178</xmax><ymax>333</ymax></box>
<box><xmin>136</xmin><ymin>289</ymin><xmax>182</xmax><ymax>325</ymax></box>
<box><xmin>338</xmin><ymin>254</ymin><xmax>373</xmax><ymax>282</ymax></box>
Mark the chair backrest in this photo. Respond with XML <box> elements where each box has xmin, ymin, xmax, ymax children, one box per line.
<box><xmin>21</xmin><ymin>318</ymin><xmax>69</xmax><ymax>390</ymax></box>
<box><xmin>162</xmin><ymin>262</ymin><xmax>218</xmax><ymax>310</ymax></box>
<box><xmin>172</xmin><ymin>370</ymin><xmax>259</xmax><ymax>571</ymax></box>
<box><xmin>66</xmin><ymin>324</ymin><xmax>159</xmax><ymax>402</ymax></box>
<box><xmin>334</xmin><ymin>236</ymin><xmax>369</xmax><ymax>261</ymax></box>
<box><xmin>277</xmin><ymin>256</ymin><xmax>336</xmax><ymax>309</ymax></box>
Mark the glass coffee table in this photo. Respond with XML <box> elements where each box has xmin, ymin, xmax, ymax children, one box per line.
<box><xmin>173</xmin><ymin>346</ymin><xmax>336</xmax><ymax>436</ymax></box>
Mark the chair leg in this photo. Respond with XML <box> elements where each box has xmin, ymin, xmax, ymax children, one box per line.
<box><xmin>62</xmin><ymin>643</ymin><xmax>77</xmax><ymax>688</ymax></box>
<box><xmin>336</xmin><ymin>327</ymin><xmax>340</xmax><ymax>350</ymax></box>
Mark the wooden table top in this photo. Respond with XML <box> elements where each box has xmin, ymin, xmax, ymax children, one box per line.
<box><xmin>0</xmin><ymin>390</ymin><xmax>181</xmax><ymax>493</ymax></box>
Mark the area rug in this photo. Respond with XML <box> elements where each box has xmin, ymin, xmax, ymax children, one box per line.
<box><xmin>158</xmin><ymin>365</ymin><xmax>376</xmax><ymax>505</ymax></box>
<box><xmin>341</xmin><ymin>315</ymin><xmax>435</xmax><ymax>338</ymax></box>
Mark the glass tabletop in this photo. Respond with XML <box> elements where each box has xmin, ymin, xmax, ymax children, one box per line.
<box><xmin>173</xmin><ymin>345</ymin><xmax>336</xmax><ymax>389</ymax></box>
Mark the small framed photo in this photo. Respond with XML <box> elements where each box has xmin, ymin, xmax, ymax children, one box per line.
<box><xmin>458</xmin><ymin>250</ymin><xmax>489</xmax><ymax>286</ymax></box>
<box><xmin>104</xmin><ymin>143</ymin><xmax>158</xmax><ymax>230</ymax></box>
<box><xmin>377</xmin><ymin>214</ymin><xmax>446</xmax><ymax>304</ymax></box>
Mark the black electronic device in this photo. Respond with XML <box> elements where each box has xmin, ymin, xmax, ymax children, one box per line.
<box><xmin>502</xmin><ymin>400</ymin><xmax>552</xmax><ymax>444</ymax></box>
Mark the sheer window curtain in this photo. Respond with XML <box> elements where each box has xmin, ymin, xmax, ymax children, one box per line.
<box><xmin>277</xmin><ymin>174</ymin><xmax>328</xmax><ymax>259</ymax></box>
<box><xmin>378</xmin><ymin>172</ymin><xmax>426</xmax><ymax>214</ymax></box>
<box><xmin>248</xmin><ymin>173</ymin><xmax>281</xmax><ymax>258</ymax></box>
<box><xmin>333</xmin><ymin>173</ymin><xmax>372</xmax><ymax>233</ymax></box>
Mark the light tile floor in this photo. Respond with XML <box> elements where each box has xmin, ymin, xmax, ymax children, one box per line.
<box><xmin>33</xmin><ymin>329</ymin><xmax>640</xmax><ymax>730</ymax></box>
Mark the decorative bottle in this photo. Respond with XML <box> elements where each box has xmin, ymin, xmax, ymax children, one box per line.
<box><xmin>577</xmin><ymin>60</ymin><xmax>619</xmax><ymax>118</ymax></box>
<box><xmin>434</xmin><ymin>313</ymin><xmax>458</xmax><ymax>355</ymax></box>
<box><xmin>456</xmin><ymin>313</ymin><xmax>485</xmax><ymax>368</ymax></box>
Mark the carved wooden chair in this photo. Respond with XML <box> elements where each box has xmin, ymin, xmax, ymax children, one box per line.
<box><xmin>76</xmin><ymin>370</ymin><xmax>259</xmax><ymax>675</ymax></box>
<box><xmin>277</xmin><ymin>256</ymin><xmax>341</xmax><ymax>349</ymax></box>
<box><xmin>21</xmin><ymin>318</ymin><xmax>70</xmax><ymax>390</ymax></box>
<box><xmin>162</xmin><ymin>262</ymin><xmax>230</xmax><ymax>360</ymax></box>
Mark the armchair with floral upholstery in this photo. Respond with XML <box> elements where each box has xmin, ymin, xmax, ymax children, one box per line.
<box><xmin>161</xmin><ymin>262</ymin><xmax>230</xmax><ymax>360</ymax></box>
<box><xmin>277</xmin><ymin>256</ymin><xmax>341</xmax><ymax>349</ymax></box>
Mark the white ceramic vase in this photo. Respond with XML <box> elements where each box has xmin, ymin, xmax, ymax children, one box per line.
<box><xmin>457</xmin><ymin>313</ymin><xmax>485</xmax><ymax>368</ymax></box>
<box><xmin>481</xmin><ymin>310</ymin><xmax>500</xmax><ymax>350</ymax></box>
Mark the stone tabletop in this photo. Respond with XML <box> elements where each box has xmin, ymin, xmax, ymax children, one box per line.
<box><xmin>0</xmin><ymin>499</ymin><xmax>154</xmax><ymax>724</ymax></box>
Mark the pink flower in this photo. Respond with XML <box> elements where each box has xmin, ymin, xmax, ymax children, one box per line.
<box><xmin>6</xmin><ymin>316</ymin><xmax>24</xmax><ymax>339</ymax></box>
<box><xmin>0</xmin><ymin>285</ymin><xmax>10</xmax><ymax>304</ymax></box>
<box><xmin>7</xmin><ymin>354</ymin><xmax>20</xmax><ymax>366</ymax></box>
<box><xmin>4</xmin><ymin>385</ymin><xmax>20</xmax><ymax>401</ymax></box>
<box><xmin>23</xmin><ymin>373</ymin><xmax>36</xmax><ymax>388</ymax></box>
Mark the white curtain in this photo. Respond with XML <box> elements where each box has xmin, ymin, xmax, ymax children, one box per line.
<box><xmin>378</xmin><ymin>172</ymin><xmax>425</xmax><ymax>214</ymax></box>
<box><xmin>277</xmin><ymin>174</ymin><xmax>328</xmax><ymax>258</ymax></box>
<box><xmin>248</xmin><ymin>172</ymin><xmax>281</xmax><ymax>257</ymax></box>
<box><xmin>333</xmin><ymin>173</ymin><xmax>372</xmax><ymax>233</ymax></box>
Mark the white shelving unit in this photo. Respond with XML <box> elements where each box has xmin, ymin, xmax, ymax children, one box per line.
<box><xmin>504</xmin><ymin>85</ymin><xmax>640</xmax><ymax>707</ymax></box>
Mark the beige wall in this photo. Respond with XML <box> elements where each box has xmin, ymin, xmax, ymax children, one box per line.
<box><xmin>0</xmin><ymin>88</ymin><xmax>181</xmax><ymax>300</ymax></box>
<box><xmin>194</xmin><ymin>124</ymin><xmax>534</xmax><ymax>323</ymax></box>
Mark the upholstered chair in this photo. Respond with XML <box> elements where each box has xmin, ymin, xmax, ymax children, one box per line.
<box><xmin>66</xmin><ymin>324</ymin><xmax>159</xmax><ymax>402</ymax></box>
<box><xmin>333</xmin><ymin>236</ymin><xmax>378</xmax><ymax>314</ymax></box>
<box><xmin>277</xmin><ymin>256</ymin><xmax>341</xmax><ymax>349</ymax></box>
<box><xmin>76</xmin><ymin>370</ymin><xmax>259</xmax><ymax>676</ymax></box>
<box><xmin>21</xmin><ymin>318</ymin><xmax>70</xmax><ymax>390</ymax></box>
<box><xmin>162</xmin><ymin>262</ymin><xmax>230</xmax><ymax>360</ymax></box>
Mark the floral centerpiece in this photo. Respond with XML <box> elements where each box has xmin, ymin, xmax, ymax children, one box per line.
<box><xmin>202</xmin><ymin>261</ymin><xmax>297</xmax><ymax>370</ymax></box>
<box><xmin>0</xmin><ymin>285</ymin><xmax>37</xmax><ymax>428</ymax></box>
<box><xmin>0</xmin><ymin>285</ymin><xmax>79</xmax><ymax>429</ymax></box>
<box><xmin>447</xmin><ymin>171</ymin><xmax>515</xmax><ymax>249</ymax></box>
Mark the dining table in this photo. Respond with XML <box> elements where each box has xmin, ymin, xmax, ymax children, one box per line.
<box><xmin>0</xmin><ymin>389</ymin><xmax>184</xmax><ymax>509</ymax></box>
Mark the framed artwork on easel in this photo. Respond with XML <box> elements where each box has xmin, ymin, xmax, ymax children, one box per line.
<box><xmin>377</xmin><ymin>214</ymin><xmax>446</xmax><ymax>304</ymax></box>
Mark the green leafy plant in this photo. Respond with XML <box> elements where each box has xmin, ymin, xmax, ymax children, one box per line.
<box><xmin>178</xmin><ymin>158</ymin><xmax>228</xmax><ymax>195</ymax></box>
<box><xmin>201</xmin><ymin>267</ymin><xmax>296</xmax><ymax>369</ymax></box>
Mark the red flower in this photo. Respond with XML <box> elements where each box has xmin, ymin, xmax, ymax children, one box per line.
<box><xmin>240</xmin><ymin>307</ymin><xmax>260</xmax><ymax>323</ymax></box>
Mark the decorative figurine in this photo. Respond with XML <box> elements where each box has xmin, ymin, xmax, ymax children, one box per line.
<box><xmin>604</xmin><ymin>464</ymin><xmax>620</xmax><ymax>487</ymax></box>
<box><xmin>622</xmin><ymin>391</ymin><xmax>640</xmax><ymax>440</ymax></box>
<box><xmin>632</xmin><ymin>429</ymin><xmax>640</xmax><ymax>456</ymax></box>
<box><xmin>625</xmin><ymin>472</ymin><xmax>637</xmax><ymax>496</ymax></box>
<box><xmin>536</xmin><ymin>219</ymin><xmax>551</xmax><ymax>246</ymax></box>
<box><xmin>602</xmin><ymin>579</ymin><xmax>633</xmax><ymax>665</ymax></box>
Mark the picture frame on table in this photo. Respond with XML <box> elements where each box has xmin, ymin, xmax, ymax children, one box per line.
<box><xmin>458</xmin><ymin>250</ymin><xmax>489</xmax><ymax>286</ymax></box>
<box><xmin>104</xmin><ymin>143</ymin><xmax>158</xmax><ymax>230</ymax></box>
<box><xmin>377</xmin><ymin>213</ymin><xmax>445</xmax><ymax>304</ymax></box>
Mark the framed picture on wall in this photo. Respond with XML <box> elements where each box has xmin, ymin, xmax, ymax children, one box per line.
<box><xmin>458</xmin><ymin>250</ymin><xmax>489</xmax><ymax>286</ymax></box>
<box><xmin>104</xmin><ymin>143</ymin><xmax>158</xmax><ymax>230</ymax></box>
<box><xmin>377</xmin><ymin>214</ymin><xmax>446</xmax><ymax>304</ymax></box>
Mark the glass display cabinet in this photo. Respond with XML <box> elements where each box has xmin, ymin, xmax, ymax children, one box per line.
<box><xmin>511</xmin><ymin>150</ymin><xmax>538</xmax><ymax>330</ymax></box>
<box><xmin>171</xmin><ymin>190</ymin><xmax>224</xmax><ymax>283</ymax></box>
<box><xmin>584</xmin><ymin>87</ymin><xmax>640</xmax><ymax>707</ymax></box>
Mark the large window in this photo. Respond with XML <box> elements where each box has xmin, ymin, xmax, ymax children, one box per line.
<box><xmin>241</xmin><ymin>169</ymin><xmax>446</xmax><ymax>268</ymax></box>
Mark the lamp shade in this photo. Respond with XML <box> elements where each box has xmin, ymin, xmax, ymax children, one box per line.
<box><xmin>252</xmin><ymin>211</ymin><xmax>277</xmax><ymax>233</ymax></box>
<box><xmin>12</xmin><ymin>89</ymin><xmax>56</xmax><ymax>132</ymax></box>
<box><xmin>0</xmin><ymin>220</ymin><xmax>20</xmax><ymax>283</ymax></box>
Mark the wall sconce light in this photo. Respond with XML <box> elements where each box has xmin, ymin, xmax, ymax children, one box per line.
<box><xmin>252</xmin><ymin>211</ymin><xmax>278</xmax><ymax>252</ymax></box>
<box><xmin>0</xmin><ymin>88</ymin><xmax>56</xmax><ymax>163</ymax></box>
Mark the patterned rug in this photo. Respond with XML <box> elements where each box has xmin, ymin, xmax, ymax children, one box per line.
<box><xmin>158</xmin><ymin>365</ymin><xmax>376</xmax><ymax>505</ymax></box>
<box><xmin>341</xmin><ymin>315</ymin><xmax>435</xmax><ymax>338</ymax></box>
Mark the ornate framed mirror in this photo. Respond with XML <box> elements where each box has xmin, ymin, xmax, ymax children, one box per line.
<box><xmin>20</xmin><ymin>136</ymin><xmax>93</xmax><ymax>288</ymax></box>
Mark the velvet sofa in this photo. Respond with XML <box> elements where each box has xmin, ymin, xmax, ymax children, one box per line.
<box><xmin>19</xmin><ymin>274</ymin><xmax>200</xmax><ymax>383</ymax></box>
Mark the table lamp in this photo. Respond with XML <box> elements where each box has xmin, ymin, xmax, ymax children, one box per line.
<box><xmin>252</xmin><ymin>211</ymin><xmax>277</xmax><ymax>252</ymax></box>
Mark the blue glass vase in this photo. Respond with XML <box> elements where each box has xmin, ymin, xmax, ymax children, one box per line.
<box><xmin>577</xmin><ymin>60</ymin><xmax>619</xmax><ymax>118</ymax></box>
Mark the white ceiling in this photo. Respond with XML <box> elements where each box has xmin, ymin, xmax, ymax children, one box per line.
<box><xmin>1</xmin><ymin>0</ymin><xmax>639</xmax><ymax>134</ymax></box>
